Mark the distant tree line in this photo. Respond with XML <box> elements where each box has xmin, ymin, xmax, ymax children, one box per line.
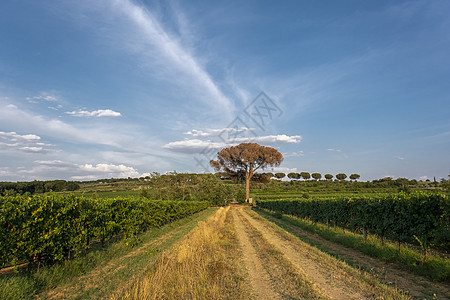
<box><xmin>261</xmin><ymin>172</ymin><xmax>361</xmax><ymax>181</ymax></box>
<box><xmin>0</xmin><ymin>180</ymin><xmax>80</xmax><ymax>196</ymax></box>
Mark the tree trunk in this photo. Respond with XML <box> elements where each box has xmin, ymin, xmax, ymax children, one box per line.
<box><xmin>245</xmin><ymin>175</ymin><xmax>250</xmax><ymax>202</ymax></box>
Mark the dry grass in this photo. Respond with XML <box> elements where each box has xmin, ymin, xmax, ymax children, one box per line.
<box><xmin>116</xmin><ymin>206</ymin><xmax>250</xmax><ymax>300</ymax></box>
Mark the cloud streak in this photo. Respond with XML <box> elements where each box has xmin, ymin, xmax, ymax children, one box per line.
<box><xmin>86</xmin><ymin>0</ymin><xmax>235</xmax><ymax>118</ymax></box>
<box><xmin>3</xmin><ymin>160</ymin><xmax>141</xmax><ymax>181</ymax></box>
<box><xmin>66</xmin><ymin>109</ymin><xmax>122</xmax><ymax>117</ymax></box>
<box><xmin>0</xmin><ymin>102</ymin><xmax>126</xmax><ymax>148</ymax></box>
<box><xmin>0</xmin><ymin>131</ymin><xmax>55</xmax><ymax>154</ymax></box>
<box><xmin>163</xmin><ymin>134</ymin><xmax>302</xmax><ymax>154</ymax></box>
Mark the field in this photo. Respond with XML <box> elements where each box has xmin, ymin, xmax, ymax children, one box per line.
<box><xmin>0</xmin><ymin>176</ymin><xmax>449</xmax><ymax>299</ymax></box>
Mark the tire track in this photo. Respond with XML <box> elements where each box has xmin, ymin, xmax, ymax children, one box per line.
<box><xmin>232</xmin><ymin>208</ymin><xmax>280</xmax><ymax>299</ymax></box>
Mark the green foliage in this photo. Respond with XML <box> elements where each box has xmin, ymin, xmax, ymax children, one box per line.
<box><xmin>324</xmin><ymin>174</ymin><xmax>333</xmax><ymax>180</ymax></box>
<box><xmin>311</xmin><ymin>173</ymin><xmax>321</xmax><ymax>180</ymax></box>
<box><xmin>300</xmin><ymin>172</ymin><xmax>310</xmax><ymax>180</ymax></box>
<box><xmin>139</xmin><ymin>173</ymin><xmax>238</xmax><ymax>206</ymax></box>
<box><xmin>349</xmin><ymin>174</ymin><xmax>360</xmax><ymax>181</ymax></box>
<box><xmin>274</xmin><ymin>172</ymin><xmax>285</xmax><ymax>179</ymax></box>
<box><xmin>336</xmin><ymin>173</ymin><xmax>347</xmax><ymax>181</ymax></box>
<box><xmin>287</xmin><ymin>173</ymin><xmax>300</xmax><ymax>180</ymax></box>
<box><xmin>0</xmin><ymin>194</ymin><xmax>208</xmax><ymax>267</ymax></box>
<box><xmin>257</xmin><ymin>192</ymin><xmax>450</xmax><ymax>253</ymax></box>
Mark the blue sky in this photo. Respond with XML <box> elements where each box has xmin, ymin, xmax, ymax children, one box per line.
<box><xmin>0</xmin><ymin>0</ymin><xmax>449</xmax><ymax>181</ymax></box>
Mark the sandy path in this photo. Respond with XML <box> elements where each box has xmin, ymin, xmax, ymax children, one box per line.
<box><xmin>260</xmin><ymin>210</ymin><xmax>450</xmax><ymax>300</ymax></box>
<box><xmin>231</xmin><ymin>208</ymin><xmax>281</xmax><ymax>299</ymax></box>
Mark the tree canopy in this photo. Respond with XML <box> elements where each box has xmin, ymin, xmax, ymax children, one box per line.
<box><xmin>311</xmin><ymin>173</ymin><xmax>322</xmax><ymax>180</ymax></box>
<box><xmin>300</xmin><ymin>172</ymin><xmax>311</xmax><ymax>180</ymax></box>
<box><xmin>336</xmin><ymin>173</ymin><xmax>347</xmax><ymax>181</ymax></box>
<box><xmin>349</xmin><ymin>174</ymin><xmax>361</xmax><ymax>181</ymax></box>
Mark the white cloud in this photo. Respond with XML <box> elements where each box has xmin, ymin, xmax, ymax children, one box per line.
<box><xmin>0</xmin><ymin>131</ymin><xmax>55</xmax><ymax>154</ymax></box>
<box><xmin>185</xmin><ymin>129</ymin><xmax>301</xmax><ymax>144</ymax></box>
<box><xmin>327</xmin><ymin>148</ymin><xmax>342</xmax><ymax>152</ymax></box>
<box><xmin>0</xmin><ymin>131</ymin><xmax>40</xmax><ymax>141</ymax></box>
<box><xmin>19</xmin><ymin>146</ymin><xmax>46</xmax><ymax>153</ymax></box>
<box><xmin>27</xmin><ymin>95</ymin><xmax>59</xmax><ymax>103</ymax></box>
<box><xmin>0</xmin><ymin>101</ymin><xmax>128</xmax><ymax>148</ymax></box>
<box><xmin>66</xmin><ymin>109</ymin><xmax>122</xmax><ymax>117</ymax></box>
<box><xmin>78</xmin><ymin>163</ymin><xmax>139</xmax><ymax>178</ymax></box>
<box><xmin>184</xmin><ymin>129</ymin><xmax>213</xmax><ymax>137</ymax></box>
<box><xmin>8</xmin><ymin>160</ymin><xmax>141</xmax><ymax>181</ymax></box>
<box><xmin>395</xmin><ymin>156</ymin><xmax>405</xmax><ymax>160</ymax></box>
<box><xmin>419</xmin><ymin>175</ymin><xmax>429</xmax><ymax>181</ymax></box>
<box><xmin>232</xmin><ymin>134</ymin><xmax>302</xmax><ymax>144</ymax></box>
<box><xmin>184</xmin><ymin>127</ymin><xmax>255</xmax><ymax>137</ymax></box>
<box><xmin>284</xmin><ymin>151</ymin><xmax>304</xmax><ymax>157</ymax></box>
<box><xmin>163</xmin><ymin>139</ymin><xmax>224</xmax><ymax>154</ymax></box>
<box><xmin>163</xmin><ymin>133</ymin><xmax>302</xmax><ymax>154</ymax></box>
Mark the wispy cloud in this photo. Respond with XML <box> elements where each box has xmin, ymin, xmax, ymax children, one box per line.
<box><xmin>66</xmin><ymin>109</ymin><xmax>122</xmax><ymax>117</ymax></box>
<box><xmin>185</xmin><ymin>127</ymin><xmax>255</xmax><ymax>137</ymax></box>
<box><xmin>0</xmin><ymin>131</ymin><xmax>40</xmax><ymax>141</ymax></box>
<box><xmin>327</xmin><ymin>148</ymin><xmax>342</xmax><ymax>152</ymax></box>
<box><xmin>284</xmin><ymin>151</ymin><xmax>304</xmax><ymax>157</ymax></box>
<box><xmin>233</xmin><ymin>134</ymin><xmax>302</xmax><ymax>144</ymax></box>
<box><xmin>163</xmin><ymin>134</ymin><xmax>302</xmax><ymax>154</ymax></box>
<box><xmin>82</xmin><ymin>0</ymin><xmax>235</xmax><ymax>118</ymax></box>
<box><xmin>163</xmin><ymin>139</ymin><xmax>224</xmax><ymax>154</ymax></box>
<box><xmin>13</xmin><ymin>160</ymin><xmax>140</xmax><ymax>180</ymax></box>
<box><xmin>0</xmin><ymin>102</ymin><xmax>127</xmax><ymax>148</ymax></box>
<box><xmin>26</xmin><ymin>95</ymin><xmax>59</xmax><ymax>103</ymax></box>
<box><xmin>0</xmin><ymin>131</ymin><xmax>55</xmax><ymax>154</ymax></box>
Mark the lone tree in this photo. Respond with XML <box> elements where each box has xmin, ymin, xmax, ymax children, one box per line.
<box><xmin>210</xmin><ymin>143</ymin><xmax>283</xmax><ymax>201</ymax></box>
<box><xmin>325</xmin><ymin>174</ymin><xmax>333</xmax><ymax>180</ymax></box>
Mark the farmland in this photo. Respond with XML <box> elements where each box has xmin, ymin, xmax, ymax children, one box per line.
<box><xmin>0</xmin><ymin>175</ymin><xmax>449</xmax><ymax>299</ymax></box>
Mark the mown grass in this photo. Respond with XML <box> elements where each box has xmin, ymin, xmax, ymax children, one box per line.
<box><xmin>0</xmin><ymin>208</ymin><xmax>216</xmax><ymax>300</ymax></box>
<box><xmin>255</xmin><ymin>208</ymin><xmax>450</xmax><ymax>283</ymax></box>
<box><xmin>117</xmin><ymin>207</ymin><xmax>251</xmax><ymax>299</ymax></box>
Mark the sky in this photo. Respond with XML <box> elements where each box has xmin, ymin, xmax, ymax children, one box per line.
<box><xmin>0</xmin><ymin>0</ymin><xmax>449</xmax><ymax>182</ymax></box>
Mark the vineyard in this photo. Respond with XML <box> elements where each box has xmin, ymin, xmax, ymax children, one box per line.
<box><xmin>1</xmin><ymin>177</ymin><xmax>450</xmax><ymax>299</ymax></box>
<box><xmin>257</xmin><ymin>192</ymin><xmax>450</xmax><ymax>253</ymax></box>
<box><xmin>0</xmin><ymin>194</ymin><xmax>208</xmax><ymax>268</ymax></box>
